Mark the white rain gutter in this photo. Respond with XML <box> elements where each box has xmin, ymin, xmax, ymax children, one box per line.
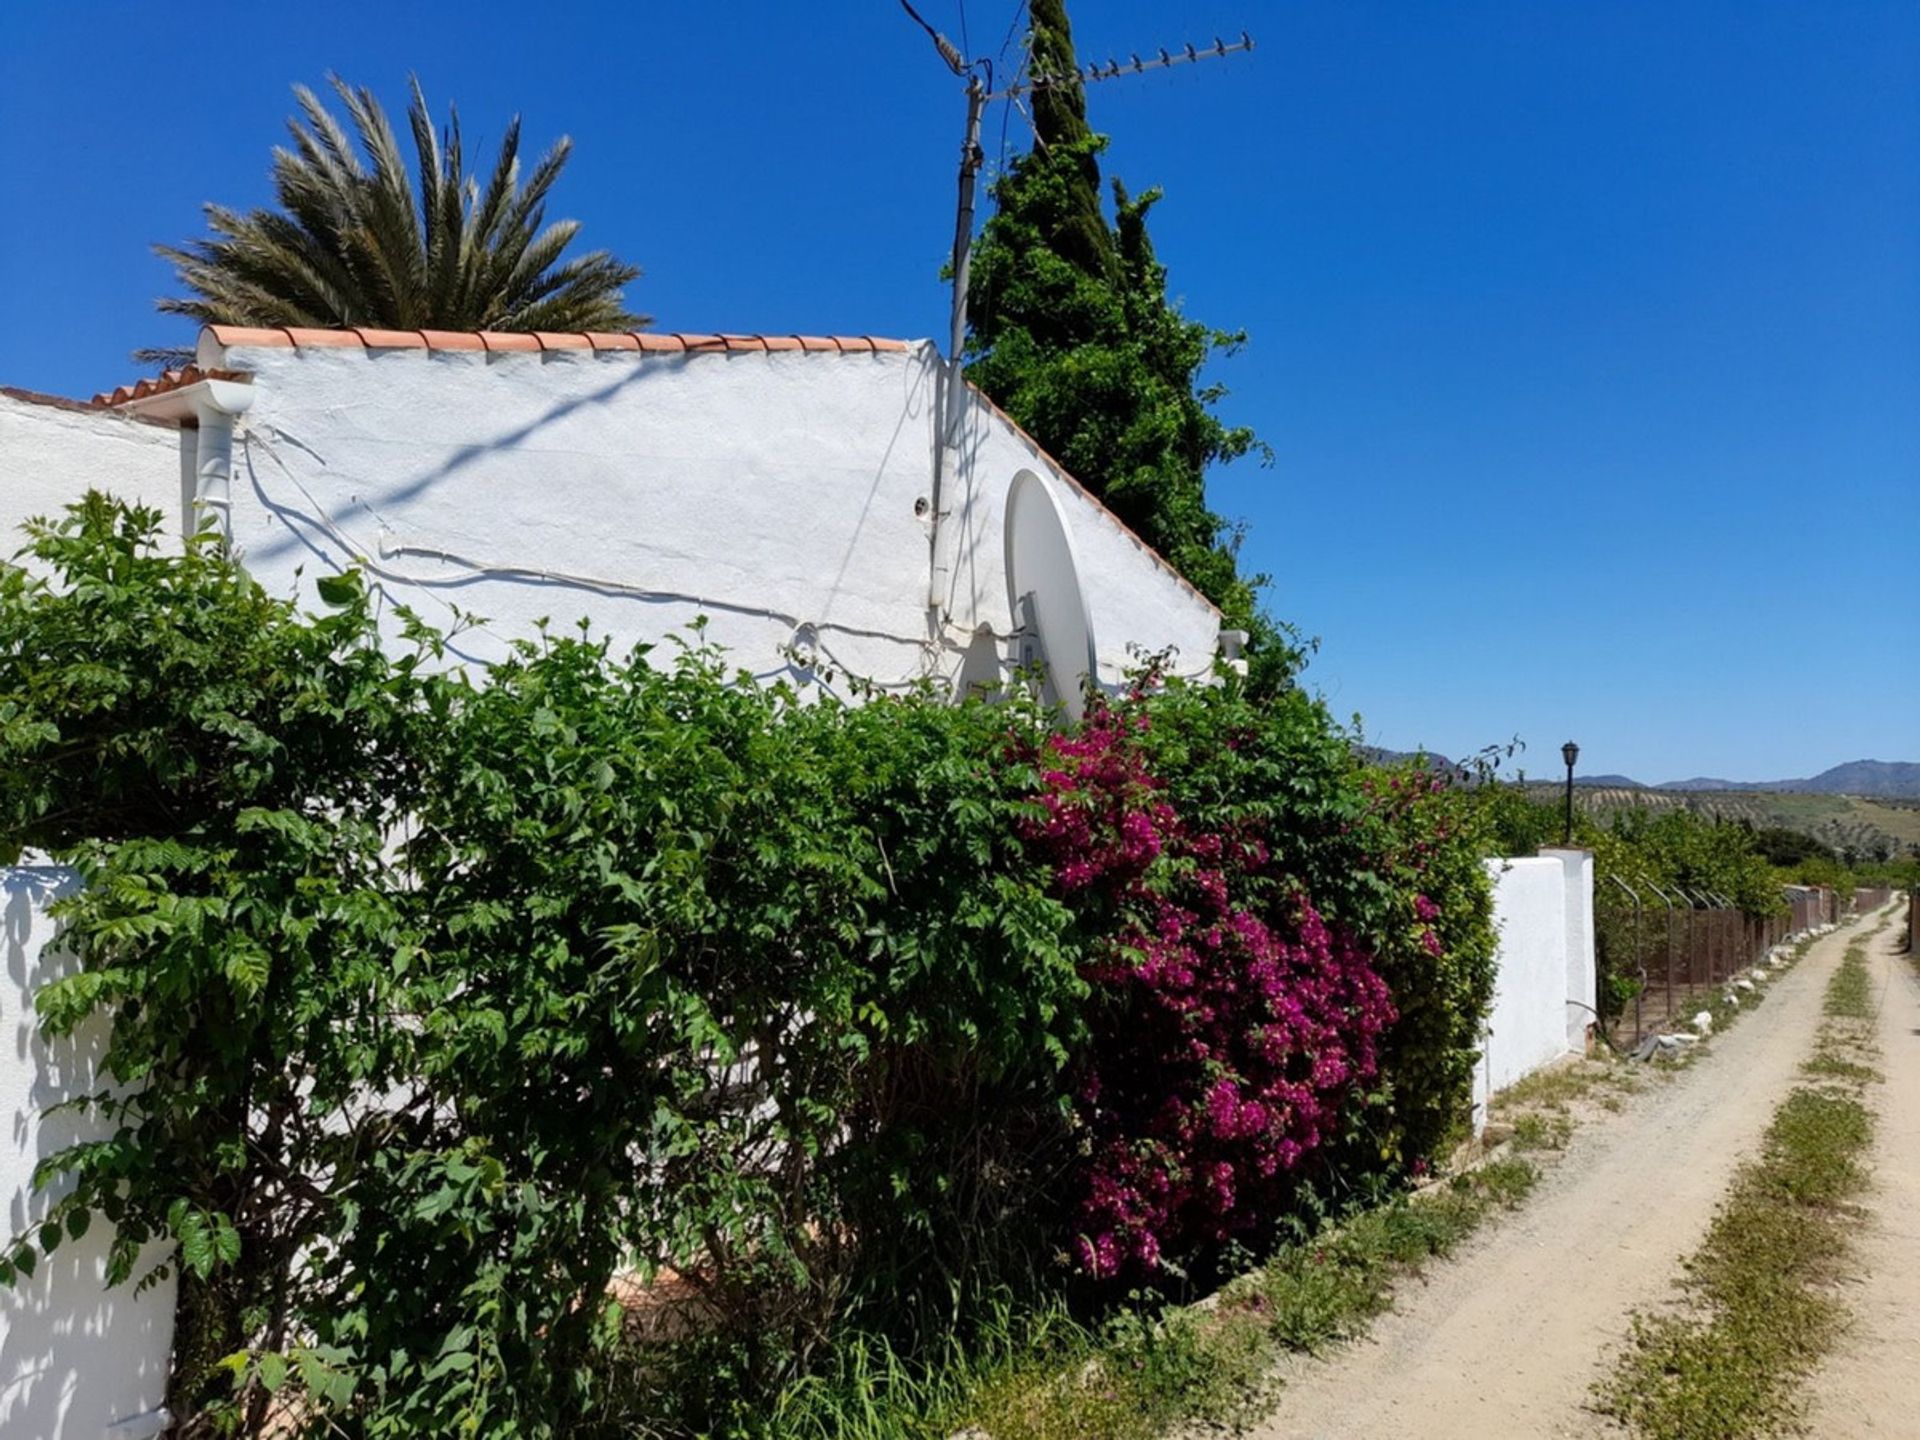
<box><xmin>115</xmin><ymin>376</ymin><xmax>255</xmax><ymax>544</ymax></box>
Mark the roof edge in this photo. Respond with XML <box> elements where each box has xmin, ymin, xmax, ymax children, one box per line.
<box><xmin>5</xmin><ymin>384</ymin><xmax>180</xmax><ymax>427</ymax></box>
<box><xmin>198</xmin><ymin>325</ymin><xmax>917</xmax><ymax>360</ymax></box>
<box><xmin>965</xmin><ymin>381</ymin><xmax>1224</xmax><ymax>620</ymax></box>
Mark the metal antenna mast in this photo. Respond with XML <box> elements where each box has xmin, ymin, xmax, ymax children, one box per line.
<box><xmin>900</xmin><ymin>3</ymin><xmax>1253</xmax><ymax>613</ymax></box>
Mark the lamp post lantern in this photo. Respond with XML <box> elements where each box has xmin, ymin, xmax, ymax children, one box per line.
<box><xmin>1561</xmin><ymin>740</ymin><xmax>1580</xmax><ymax>845</ymax></box>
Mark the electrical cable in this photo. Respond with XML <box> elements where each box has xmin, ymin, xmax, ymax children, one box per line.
<box><xmin>898</xmin><ymin>0</ymin><xmax>965</xmax><ymax>74</ymax></box>
<box><xmin>241</xmin><ymin>427</ymin><xmax>972</xmax><ymax>693</ymax></box>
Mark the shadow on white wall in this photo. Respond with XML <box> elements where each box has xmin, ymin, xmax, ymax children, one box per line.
<box><xmin>1</xmin><ymin>866</ymin><xmax>173</xmax><ymax>1439</ymax></box>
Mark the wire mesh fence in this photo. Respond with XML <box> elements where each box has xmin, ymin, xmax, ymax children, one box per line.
<box><xmin>1594</xmin><ymin>881</ymin><xmax>1819</xmax><ymax>1048</ymax></box>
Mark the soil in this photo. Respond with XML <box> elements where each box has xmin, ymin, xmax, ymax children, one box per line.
<box><xmin>1799</xmin><ymin>917</ymin><xmax>1920</xmax><ymax>1438</ymax></box>
<box><xmin>1245</xmin><ymin>914</ymin><xmax>1875</xmax><ymax>1439</ymax></box>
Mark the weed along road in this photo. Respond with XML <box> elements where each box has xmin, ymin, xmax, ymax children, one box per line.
<box><xmin>1252</xmin><ymin>911</ymin><xmax>1885</xmax><ymax>1440</ymax></box>
<box><xmin>1801</xmin><ymin>916</ymin><xmax>1920</xmax><ymax>1438</ymax></box>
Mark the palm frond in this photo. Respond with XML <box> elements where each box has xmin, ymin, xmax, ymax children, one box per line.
<box><xmin>146</xmin><ymin>75</ymin><xmax>643</xmax><ymax>354</ymax></box>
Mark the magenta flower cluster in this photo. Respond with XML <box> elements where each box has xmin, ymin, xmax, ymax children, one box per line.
<box><xmin>1021</xmin><ymin>709</ymin><xmax>1396</xmax><ymax>1279</ymax></box>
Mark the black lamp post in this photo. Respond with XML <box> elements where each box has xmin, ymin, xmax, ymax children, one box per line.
<box><xmin>1561</xmin><ymin>740</ymin><xmax>1580</xmax><ymax>845</ymax></box>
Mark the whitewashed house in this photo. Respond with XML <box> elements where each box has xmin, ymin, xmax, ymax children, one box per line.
<box><xmin>6</xmin><ymin>325</ymin><xmax>1227</xmax><ymax>695</ymax></box>
<box><xmin>0</xmin><ymin>327</ymin><xmax>1227</xmax><ymax>1436</ymax></box>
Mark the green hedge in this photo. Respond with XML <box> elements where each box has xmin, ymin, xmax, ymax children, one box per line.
<box><xmin>0</xmin><ymin>498</ymin><xmax>1497</xmax><ymax>1436</ymax></box>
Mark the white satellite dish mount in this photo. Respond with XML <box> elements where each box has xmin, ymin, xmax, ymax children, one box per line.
<box><xmin>1003</xmin><ymin>468</ymin><xmax>1098</xmax><ymax>723</ymax></box>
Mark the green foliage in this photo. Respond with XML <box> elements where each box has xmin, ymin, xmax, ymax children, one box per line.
<box><xmin>965</xmin><ymin>2</ymin><xmax>1295</xmax><ymax>686</ymax></box>
<box><xmin>1471</xmin><ymin>785</ymin><xmax>1786</xmax><ymax>1027</ymax></box>
<box><xmin>716</xmin><ymin>1157</ymin><xmax>1537</xmax><ymax>1440</ymax></box>
<box><xmin>1124</xmin><ymin>686</ymin><xmax>1500</xmax><ymax>1171</ymax></box>
<box><xmin>0</xmin><ymin>498</ymin><xmax>1502</xmax><ymax>1436</ymax></box>
<box><xmin>1749</xmin><ymin>825</ymin><xmax>1835</xmax><ymax>869</ymax></box>
<box><xmin>146</xmin><ymin>75</ymin><xmax>642</xmax><ymax>364</ymax></box>
<box><xmin>1589</xmin><ymin>809</ymin><xmax>1781</xmax><ymax>917</ymax></box>
<box><xmin>0</xmin><ymin>495</ymin><xmax>430</xmax><ymax>1430</ymax></box>
<box><xmin>0</xmin><ymin>499</ymin><xmax>1083</xmax><ymax>1435</ymax></box>
<box><xmin>1355</xmin><ymin>763</ymin><xmax>1502</xmax><ymax>1168</ymax></box>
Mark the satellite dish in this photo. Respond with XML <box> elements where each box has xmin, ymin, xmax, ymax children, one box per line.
<box><xmin>1004</xmin><ymin>468</ymin><xmax>1098</xmax><ymax>722</ymax></box>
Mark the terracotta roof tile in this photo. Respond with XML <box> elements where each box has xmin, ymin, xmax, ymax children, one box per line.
<box><xmin>203</xmin><ymin>325</ymin><xmax>286</xmax><ymax>348</ymax></box>
<box><xmin>280</xmin><ymin>327</ymin><xmax>364</xmax><ymax>348</ymax></box>
<box><xmin>88</xmin><ymin>365</ymin><xmax>249</xmax><ymax>410</ymax></box>
<box><xmin>352</xmin><ymin>327</ymin><xmax>429</xmax><ymax>349</ymax></box>
<box><xmin>478</xmin><ymin>332</ymin><xmax>542</xmax><ymax>353</ymax></box>
<box><xmin>199</xmin><ymin>324</ymin><xmax>910</xmax><ymax>357</ymax></box>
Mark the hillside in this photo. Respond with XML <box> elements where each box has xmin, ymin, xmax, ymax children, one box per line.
<box><xmin>1653</xmin><ymin>760</ymin><xmax>1920</xmax><ymax>798</ymax></box>
<box><xmin>1526</xmin><ymin>783</ymin><xmax>1920</xmax><ymax>863</ymax></box>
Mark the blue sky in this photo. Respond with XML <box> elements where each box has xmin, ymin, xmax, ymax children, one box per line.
<box><xmin>3</xmin><ymin>2</ymin><xmax>1914</xmax><ymax>782</ymax></box>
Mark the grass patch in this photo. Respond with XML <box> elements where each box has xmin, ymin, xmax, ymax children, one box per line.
<box><xmin>755</xmin><ymin>1157</ymin><xmax>1541</xmax><ymax>1440</ymax></box>
<box><xmin>1801</xmin><ymin>1047</ymin><xmax>1880</xmax><ymax>1085</ymax></box>
<box><xmin>1824</xmin><ymin>942</ymin><xmax>1875</xmax><ymax>1020</ymax></box>
<box><xmin>1510</xmin><ymin>1111</ymin><xmax>1573</xmax><ymax>1152</ymax></box>
<box><xmin>1594</xmin><ymin>929</ymin><xmax>1881</xmax><ymax>1439</ymax></box>
<box><xmin>1494</xmin><ymin>1056</ymin><xmax>1638</xmax><ymax>1115</ymax></box>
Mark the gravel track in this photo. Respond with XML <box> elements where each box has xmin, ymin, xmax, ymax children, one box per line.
<box><xmin>1247</xmin><ymin>913</ymin><xmax>1875</xmax><ymax>1440</ymax></box>
<box><xmin>1800</xmin><ymin>914</ymin><xmax>1920</xmax><ymax>1438</ymax></box>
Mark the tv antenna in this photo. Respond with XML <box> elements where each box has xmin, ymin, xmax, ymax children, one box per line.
<box><xmin>900</xmin><ymin>3</ymin><xmax>1254</xmax><ymax>614</ymax></box>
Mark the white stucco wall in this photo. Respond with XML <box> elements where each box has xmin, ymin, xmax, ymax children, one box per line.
<box><xmin>1</xmin><ymin>866</ymin><xmax>173</xmax><ymax>1440</ymax></box>
<box><xmin>189</xmin><ymin>337</ymin><xmax>1218</xmax><ymax>694</ymax></box>
<box><xmin>944</xmin><ymin>389</ymin><xmax>1223</xmax><ymax>685</ymax></box>
<box><xmin>1472</xmin><ymin>851</ymin><xmax>1597</xmax><ymax>1130</ymax></box>
<box><xmin>1543</xmin><ymin>847</ymin><xmax>1597</xmax><ymax>1050</ymax></box>
<box><xmin>0</xmin><ymin>392</ymin><xmax>185</xmax><ymax>560</ymax></box>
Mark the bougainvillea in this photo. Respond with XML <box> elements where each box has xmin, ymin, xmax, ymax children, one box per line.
<box><xmin>1020</xmin><ymin>703</ymin><xmax>1394</xmax><ymax>1278</ymax></box>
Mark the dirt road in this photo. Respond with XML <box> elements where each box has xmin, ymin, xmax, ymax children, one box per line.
<box><xmin>1800</xmin><ymin>917</ymin><xmax>1920</xmax><ymax>1438</ymax></box>
<box><xmin>1251</xmin><ymin>913</ymin><xmax>1875</xmax><ymax>1440</ymax></box>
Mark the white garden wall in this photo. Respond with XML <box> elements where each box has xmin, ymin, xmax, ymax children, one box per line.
<box><xmin>1471</xmin><ymin>849</ymin><xmax>1597</xmax><ymax>1131</ymax></box>
<box><xmin>186</xmin><ymin>335</ymin><xmax>1220</xmax><ymax>696</ymax></box>
<box><xmin>0</xmin><ymin>865</ymin><xmax>173</xmax><ymax>1439</ymax></box>
<box><xmin>0</xmin><ymin>391</ymin><xmax>184</xmax><ymax>560</ymax></box>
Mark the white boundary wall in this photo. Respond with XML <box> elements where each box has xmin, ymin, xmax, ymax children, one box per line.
<box><xmin>0</xmin><ymin>392</ymin><xmax>184</xmax><ymax>566</ymax></box>
<box><xmin>0</xmin><ymin>343</ymin><xmax>1220</xmax><ymax>700</ymax></box>
<box><xmin>1471</xmin><ymin>848</ymin><xmax>1597</xmax><ymax>1131</ymax></box>
<box><xmin>0</xmin><ymin>865</ymin><xmax>173</xmax><ymax>1439</ymax></box>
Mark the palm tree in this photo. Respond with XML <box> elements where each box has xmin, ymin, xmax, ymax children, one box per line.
<box><xmin>144</xmin><ymin>76</ymin><xmax>644</xmax><ymax>361</ymax></box>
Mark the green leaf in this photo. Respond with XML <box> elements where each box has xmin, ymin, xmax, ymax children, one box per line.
<box><xmin>316</xmin><ymin>572</ymin><xmax>362</xmax><ymax>607</ymax></box>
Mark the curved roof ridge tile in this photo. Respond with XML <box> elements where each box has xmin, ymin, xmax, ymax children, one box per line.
<box><xmin>200</xmin><ymin>324</ymin><xmax>910</xmax><ymax>355</ymax></box>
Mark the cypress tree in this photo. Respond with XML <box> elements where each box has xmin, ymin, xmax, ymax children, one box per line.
<box><xmin>965</xmin><ymin>0</ymin><xmax>1301</xmax><ymax>687</ymax></box>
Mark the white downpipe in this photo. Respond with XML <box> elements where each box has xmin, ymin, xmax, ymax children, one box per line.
<box><xmin>188</xmin><ymin>379</ymin><xmax>255</xmax><ymax>544</ymax></box>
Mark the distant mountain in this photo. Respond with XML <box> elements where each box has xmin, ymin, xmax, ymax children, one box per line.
<box><xmin>1356</xmin><ymin>745</ymin><xmax>1462</xmax><ymax>775</ymax></box>
<box><xmin>1574</xmin><ymin>774</ymin><xmax>1644</xmax><ymax>789</ymax></box>
<box><xmin>1653</xmin><ymin>761</ymin><xmax>1920</xmax><ymax>799</ymax></box>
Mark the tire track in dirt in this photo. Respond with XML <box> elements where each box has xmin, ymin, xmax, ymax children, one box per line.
<box><xmin>1246</xmin><ymin>914</ymin><xmax>1874</xmax><ymax>1440</ymax></box>
<box><xmin>1800</xmin><ymin>913</ymin><xmax>1920</xmax><ymax>1438</ymax></box>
